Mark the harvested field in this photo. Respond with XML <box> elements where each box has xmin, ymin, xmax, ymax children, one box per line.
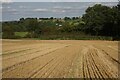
<box><xmin>2</xmin><ymin>39</ymin><xmax>119</xmax><ymax>78</ymax></box>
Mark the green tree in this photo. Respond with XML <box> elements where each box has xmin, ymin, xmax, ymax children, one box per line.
<box><xmin>82</xmin><ymin>4</ymin><xmax>120</xmax><ymax>39</ymax></box>
<box><xmin>2</xmin><ymin>25</ymin><xmax>15</xmax><ymax>38</ymax></box>
<box><xmin>64</xmin><ymin>17</ymin><xmax>71</xmax><ymax>20</ymax></box>
<box><xmin>25</xmin><ymin>18</ymin><xmax>39</xmax><ymax>38</ymax></box>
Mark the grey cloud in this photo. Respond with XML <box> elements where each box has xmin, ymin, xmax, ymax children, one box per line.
<box><xmin>3</xmin><ymin>8</ymin><xmax>18</xmax><ymax>13</ymax></box>
<box><xmin>33</xmin><ymin>8</ymin><xmax>49</xmax><ymax>12</ymax></box>
<box><xmin>32</xmin><ymin>8</ymin><xmax>66</xmax><ymax>13</ymax></box>
<box><xmin>19</xmin><ymin>5</ymin><xmax>30</xmax><ymax>9</ymax></box>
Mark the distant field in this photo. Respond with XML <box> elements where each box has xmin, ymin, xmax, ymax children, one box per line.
<box><xmin>15</xmin><ymin>32</ymin><xmax>28</xmax><ymax>37</ymax></box>
<box><xmin>2</xmin><ymin>39</ymin><xmax>119</xmax><ymax>78</ymax></box>
<box><xmin>14</xmin><ymin>32</ymin><xmax>113</xmax><ymax>40</ymax></box>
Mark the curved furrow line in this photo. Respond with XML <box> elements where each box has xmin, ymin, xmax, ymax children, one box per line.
<box><xmin>87</xmin><ymin>51</ymin><xmax>98</xmax><ymax>79</ymax></box>
<box><xmin>27</xmin><ymin>58</ymin><xmax>55</xmax><ymax>78</ymax></box>
<box><xmin>50</xmin><ymin>46</ymin><xmax>82</xmax><ymax>78</ymax></box>
<box><xmin>96</xmin><ymin>53</ymin><xmax>113</xmax><ymax>79</ymax></box>
<box><xmin>2</xmin><ymin>48</ymin><xmax>32</xmax><ymax>56</ymax></box>
<box><xmin>3</xmin><ymin>47</ymin><xmax>51</xmax><ymax>60</ymax></box>
<box><xmin>101</xmin><ymin>54</ymin><xmax>118</xmax><ymax>77</ymax></box>
<box><xmin>101</xmin><ymin>49</ymin><xmax>120</xmax><ymax>64</ymax></box>
<box><xmin>2</xmin><ymin>44</ymin><xmax>63</xmax><ymax>59</ymax></box>
<box><xmin>48</xmin><ymin>46</ymin><xmax>81</xmax><ymax>78</ymax></box>
<box><xmin>34</xmin><ymin>55</ymin><xmax>63</xmax><ymax>78</ymax></box>
<box><xmin>49</xmin><ymin>55</ymin><xmax>74</xmax><ymax>78</ymax></box>
<box><xmin>43</xmin><ymin>56</ymin><xmax>66</xmax><ymax>78</ymax></box>
<box><xmin>3</xmin><ymin>44</ymin><xmax>38</xmax><ymax>53</ymax></box>
<box><xmin>3</xmin><ymin>45</ymin><xmax>64</xmax><ymax>78</ymax></box>
<box><xmin>89</xmin><ymin>49</ymin><xmax>104</xmax><ymax>79</ymax></box>
<box><xmin>1</xmin><ymin>45</ymin><xmax>66</xmax><ymax>78</ymax></box>
<box><xmin>29</xmin><ymin>58</ymin><xmax>54</xmax><ymax>78</ymax></box>
<box><xmin>95</xmin><ymin>48</ymin><xmax>118</xmax><ymax>78</ymax></box>
<box><xmin>95</xmin><ymin>61</ymin><xmax>112</xmax><ymax>79</ymax></box>
<box><xmin>2</xmin><ymin>48</ymin><xmax>45</xmax><ymax>71</ymax></box>
<box><xmin>2</xmin><ymin>52</ymin><xmax>41</xmax><ymax>73</ymax></box>
<box><xmin>90</xmin><ymin>49</ymin><xmax>108</xmax><ymax>79</ymax></box>
<box><xmin>2</xmin><ymin>45</ymin><xmax>51</xmax><ymax>59</ymax></box>
<box><xmin>3</xmin><ymin>46</ymin><xmax>27</xmax><ymax>52</ymax></box>
<box><xmin>90</xmin><ymin>50</ymin><xmax>108</xmax><ymax>79</ymax></box>
<box><xmin>89</xmin><ymin>52</ymin><xmax>101</xmax><ymax>79</ymax></box>
<box><xmin>2</xmin><ymin>46</ymin><xmax>66</xmax><ymax>73</ymax></box>
<box><xmin>92</xmin><ymin>49</ymin><xmax>108</xmax><ymax>79</ymax></box>
<box><xmin>45</xmin><ymin>47</ymin><xmax>76</xmax><ymax>78</ymax></box>
<box><xmin>91</xmin><ymin>50</ymin><xmax>109</xmax><ymax>79</ymax></box>
<box><xmin>46</xmin><ymin>58</ymin><xmax>66</xmax><ymax>78</ymax></box>
<box><xmin>2</xmin><ymin>43</ymin><xmax>59</xmax><ymax>54</ymax></box>
<box><xmin>98</xmin><ymin>56</ymin><xmax>118</xmax><ymax>78</ymax></box>
<box><xmin>94</xmin><ymin>45</ymin><xmax>118</xmax><ymax>62</ymax></box>
<box><xmin>38</xmin><ymin>46</ymin><xmax>75</xmax><ymax>78</ymax></box>
<box><xmin>86</xmin><ymin>52</ymin><xmax>95</xmax><ymax>79</ymax></box>
<box><xmin>90</xmin><ymin>48</ymin><xmax>114</xmax><ymax>79</ymax></box>
<box><xmin>29</xmin><ymin>46</ymin><xmax>69</xmax><ymax>78</ymax></box>
<box><xmin>99</xmin><ymin>62</ymin><xmax>115</xmax><ymax>79</ymax></box>
<box><xmin>107</xmin><ymin>46</ymin><xmax>119</xmax><ymax>52</ymax></box>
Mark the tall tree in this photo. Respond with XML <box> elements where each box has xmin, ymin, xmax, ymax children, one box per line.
<box><xmin>25</xmin><ymin>18</ymin><xmax>39</xmax><ymax>38</ymax></box>
<box><xmin>82</xmin><ymin>4</ymin><xmax>120</xmax><ymax>39</ymax></box>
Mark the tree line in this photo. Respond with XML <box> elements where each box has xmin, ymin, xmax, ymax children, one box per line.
<box><xmin>2</xmin><ymin>3</ymin><xmax>120</xmax><ymax>40</ymax></box>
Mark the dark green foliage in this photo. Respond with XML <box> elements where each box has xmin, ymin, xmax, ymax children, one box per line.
<box><xmin>2</xmin><ymin>25</ymin><xmax>15</xmax><ymax>39</ymax></box>
<box><xmin>82</xmin><ymin>4</ymin><xmax>120</xmax><ymax>40</ymax></box>
<box><xmin>64</xmin><ymin>17</ymin><xmax>71</xmax><ymax>20</ymax></box>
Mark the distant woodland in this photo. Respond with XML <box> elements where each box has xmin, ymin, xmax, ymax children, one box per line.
<box><xmin>1</xmin><ymin>3</ymin><xmax>120</xmax><ymax>40</ymax></box>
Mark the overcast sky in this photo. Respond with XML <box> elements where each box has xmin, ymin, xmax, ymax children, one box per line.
<box><xmin>1</xmin><ymin>0</ymin><xmax>118</xmax><ymax>21</ymax></box>
<box><xmin>0</xmin><ymin>0</ymin><xmax>118</xmax><ymax>2</ymax></box>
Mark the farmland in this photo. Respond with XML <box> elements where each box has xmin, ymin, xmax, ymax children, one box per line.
<box><xmin>2</xmin><ymin>39</ymin><xmax>119</xmax><ymax>78</ymax></box>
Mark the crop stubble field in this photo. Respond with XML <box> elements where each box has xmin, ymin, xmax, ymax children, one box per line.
<box><xmin>2</xmin><ymin>39</ymin><xmax>119</xmax><ymax>78</ymax></box>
